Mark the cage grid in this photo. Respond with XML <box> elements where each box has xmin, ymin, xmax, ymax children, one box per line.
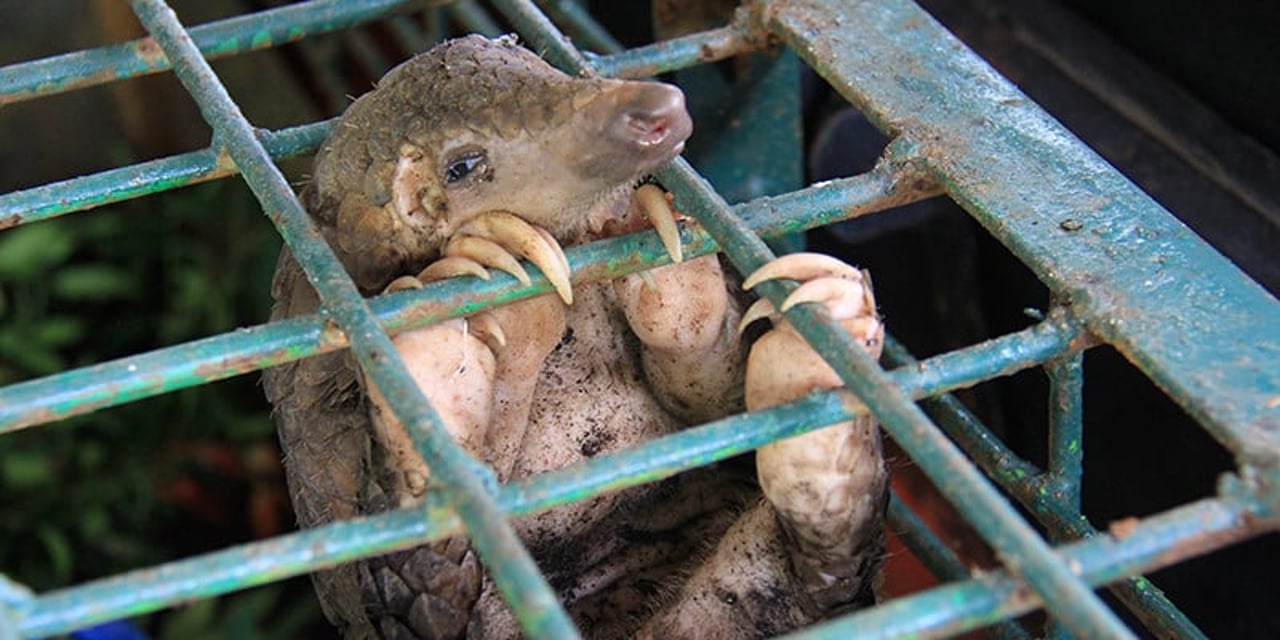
<box><xmin>0</xmin><ymin>0</ymin><xmax>1277</xmax><ymax>639</ymax></box>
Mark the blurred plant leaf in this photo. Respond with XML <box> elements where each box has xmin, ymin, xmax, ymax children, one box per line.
<box><xmin>2</xmin><ymin>451</ymin><xmax>54</xmax><ymax>487</ymax></box>
<box><xmin>0</xmin><ymin>222</ymin><xmax>76</xmax><ymax>280</ymax></box>
<box><xmin>158</xmin><ymin>598</ymin><xmax>217</xmax><ymax>640</ymax></box>
<box><xmin>36</xmin><ymin>525</ymin><xmax>73</xmax><ymax>584</ymax></box>
<box><xmin>33</xmin><ymin>315</ymin><xmax>86</xmax><ymax>347</ymax></box>
<box><xmin>54</xmin><ymin>265</ymin><xmax>139</xmax><ymax>301</ymax></box>
<box><xmin>0</xmin><ymin>329</ymin><xmax>64</xmax><ymax>375</ymax></box>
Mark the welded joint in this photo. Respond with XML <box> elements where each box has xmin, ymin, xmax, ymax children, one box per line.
<box><xmin>1219</xmin><ymin>463</ymin><xmax>1280</xmax><ymax>526</ymax></box>
<box><xmin>879</xmin><ymin>135</ymin><xmax>942</xmax><ymax>198</ymax></box>
<box><xmin>727</xmin><ymin>1</ymin><xmax>786</xmax><ymax>51</ymax></box>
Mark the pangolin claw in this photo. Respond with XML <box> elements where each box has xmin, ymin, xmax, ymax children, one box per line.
<box><xmin>737</xmin><ymin>297</ymin><xmax>777</xmax><ymax>336</ymax></box>
<box><xmin>458</xmin><ymin>211</ymin><xmax>574</xmax><ymax>304</ymax></box>
<box><xmin>467</xmin><ymin>312</ymin><xmax>507</xmax><ymax>350</ymax></box>
<box><xmin>742</xmin><ymin>252</ymin><xmax>872</xmax><ymax>318</ymax></box>
<box><xmin>634</xmin><ymin>183</ymin><xmax>683</xmax><ymax>264</ymax></box>
<box><xmin>385</xmin><ymin>274</ymin><xmax>427</xmax><ymax>293</ymax></box>
<box><xmin>417</xmin><ymin>255</ymin><xmax>492</xmax><ymax>283</ymax></box>
<box><xmin>444</xmin><ymin>236</ymin><xmax>528</xmax><ymax>285</ymax></box>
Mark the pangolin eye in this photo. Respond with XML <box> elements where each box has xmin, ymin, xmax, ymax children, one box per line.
<box><xmin>444</xmin><ymin>151</ymin><xmax>487</xmax><ymax>184</ymax></box>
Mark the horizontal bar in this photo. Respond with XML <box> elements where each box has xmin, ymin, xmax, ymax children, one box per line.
<box><xmin>883</xmin><ymin>340</ymin><xmax>1211</xmax><ymax>639</ymax></box>
<box><xmin>884</xmin><ymin>495</ymin><xmax>1034</xmax><ymax>640</ymax></box>
<box><xmin>591</xmin><ymin>25</ymin><xmax>754</xmax><ymax>79</ymax></box>
<box><xmin>0</xmin><ymin>121</ymin><xmax>330</xmax><ymax>228</ymax></box>
<box><xmin>18</xmin><ymin>394</ymin><xmax>1266</xmax><ymax>639</ymax></box>
<box><xmin>781</xmin><ymin>494</ymin><xmax>1268</xmax><ymax>640</ymax></box>
<box><xmin>0</xmin><ymin>15</ymin><xmax>796</xmax><ymax>230</ymax></box>
<box><xmin>664</xmin><ymin>154</ymin><xmax>1134</xmax><ymax>637</ymax></box>
<box><xmin>11</xmin><ymin>321</ymin><xmax>1088</xmax><ymax>637</ymax></box>
<box><xmin>126</xmin><ymin>0</ymin><xmax>574</xmax><ymax>637</ymax></box>
<box><xmin>0</xmin><ymin>164</ymin><xmax>937</xmax><ymax>433</ymax></box>
<box><xmin>0</xmin><ymin>0</ymin><xmax>418</xmax><ymax>106</ymax></box>
<box><xmin>767</xmin><ymin>0</ymin><xmax>1280</xmax><ymax>460</ymax></box>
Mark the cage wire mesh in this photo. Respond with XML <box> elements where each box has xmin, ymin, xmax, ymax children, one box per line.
<box><xmin>1</xmin><ymin>0</ymin><xmax>1277</xmax><ymax>638</ymax></box>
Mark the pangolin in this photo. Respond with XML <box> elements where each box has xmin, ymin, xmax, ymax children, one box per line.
<box><xmin>263</xmin><ymin>34</ymin><xmax>888</xmax><ymax>639</ymax></box>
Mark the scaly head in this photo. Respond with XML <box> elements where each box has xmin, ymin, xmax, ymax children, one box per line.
<box><xmin>305</xmin><ymin>35</ymin><xmax>692</xmax><ymax>291</ymax></box>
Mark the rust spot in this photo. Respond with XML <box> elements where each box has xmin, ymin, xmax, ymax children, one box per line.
<box><xmin>135</xmin><ymin>37</ymin><xmax>167</xmax><ymax>67</ymax></box>
<box><xmin>1107</xmin><ymin>516</ymin><xmax>1139</xmax><ymax>540</ymax></box>
<box><xmin>0</xmin><ymin>214</ymin><xmax>21</xmax><ymax>230</ymax></box>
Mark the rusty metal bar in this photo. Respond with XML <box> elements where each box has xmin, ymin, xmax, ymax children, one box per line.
<box><xmin>121</xmin><ymin>0</ymin><xmax>577</xmax><ymax>637</ymax></box>
<box><xmin>0</xmin><ymin>0</ymin><xmax>420</xmax><ymax>106</ymax></box>
<box><xmin>765</xmin><ymin>0</ymin><xmax>1280</xmax><ymax>463</ymax></box>
<box><xmin>0</xmin><ymin>164</ymin><xmax>937</xmax><ymax>433</ymax></box>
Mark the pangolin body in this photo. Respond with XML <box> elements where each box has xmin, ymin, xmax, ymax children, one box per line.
<box><xmin>264</xmin><ymin>35</ymin><xmax>888</xmax><ymax>639</ymax></box>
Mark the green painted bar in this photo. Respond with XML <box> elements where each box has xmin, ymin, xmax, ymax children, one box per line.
<box><xmin>591</xmin><ymin>25</ymin><xmax>753</xmax><ymax>79</ymax></box>
<box><xmin>892</xmin><ymin>353</ymin><xmax>1211</xmax><ymax>639</ymax></box>
<box><xmin>767</xmin><ymin>0</ymin><xmax>1280</xmax><ymax>461</ymax></box>
<box><xmin>0</xmin><ymin>0</ymin><xmax>417</xmax><ymax>106</ymax></box>
<box><xmin>0</xmin><ymin>167</ymin><xmax>935</xmax><ymax>433</ymax></box>
<box><xmin>124</xmin><ymin>1</ymin><xmax>577</xmax><ymax>637</ymax></box>
<box><xmin>781</xmin><ymin>495</ymin><xmax>1266</xmax><ymax>640</ymax></box>
<box><xmin>0</xmin><ymin>16</ymin><xmax>810</xmax><ymax>230</ymax></box>
<box><xmin>660</xmin><ymin>155</ymin><xmax>1133</xmax><ymax>637</ymax></box>
<box><xmin>0</xmin><ymin>121</ymin><xmax>330</xmax><ymax>228</ymax></box>
<box><xmin>16</xmin><ymin>420</ymin><xmax>1264</xmax><ymax>639</ymax></box>
<box><xmin>3</xmin><ymin>0</ymin><xmax>1272</xmax><ymax>637</ymax></box>
<box><xmin>884</xmin><ymin>495</ymin><xmax>1034</xmax><ymax>640</ymax></box>
<box><xmin>9</xmin><ymin>362</ymin><xmax>1245</xmax><ymax>638</ymax></box>
<box><xmin>1046</xmin><ymin>351</ymin><xmax>1085</xmax><ymax>515</ymax></box>
<box><xmin>537</xmin><ymin>0</ymin><xmax>625</xmax><ymax>54</ymax></box>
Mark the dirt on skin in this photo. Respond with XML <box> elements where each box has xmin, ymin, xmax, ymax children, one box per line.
<box><xmin>264</xmin><ymin>35</ymin><xmax>887</xmax><ymax>639</ymax></box>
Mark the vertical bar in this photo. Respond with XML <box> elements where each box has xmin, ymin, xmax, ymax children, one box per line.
<box><xmin>886</xmin><ymin>496</ymin><xmax>1034</xmax><ymax>640</ymax></box>
<box><xmin>1045</xmin><ymin>350</ymin><xmax>1084</xmax><ymax>640</ymax></box>
<box><xmin>661</xmin><ymin>156</ymin><xmax>1134</xmax><ymax>639</ymax></box>
<box><xmin>123</xmin><ymin>1</ymin><xmax>579</xmax><ymax>637</ymax></box>
<box><xmin>537</xmin><ymin>0</ymin><xmax>625</xmax><ymax>54</ymax></box>
<box><xmin>497</xmin><ymin>0</ymin><xmax>1135</xmax><ymax>634</ymax></box>
<box><xmin>1048</xmin><ymin>351</ymin><xmax>1085</xmax><ymax>513</ymax></box>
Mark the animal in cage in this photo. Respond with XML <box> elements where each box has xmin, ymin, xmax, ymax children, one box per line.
<box><xmin>263</xmin><ymin>34</ymin><xmax>887</xmax><ymax>639</ymax></box>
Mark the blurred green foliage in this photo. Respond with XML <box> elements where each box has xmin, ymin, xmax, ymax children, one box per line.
<box><xmin>0</xmin><ymin>180</ymin><xmax>325</xmax><ymax>638</ymax></box>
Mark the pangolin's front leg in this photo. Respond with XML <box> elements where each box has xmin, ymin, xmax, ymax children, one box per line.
<box><xmin>612</xmin><ymin>185</ymin><xmax>747</xmax><ymax>423</ymax></box>
<box><xmin>636</xmin><ymin>253</ymin><xmax>888</xmax><ymax>638</ymax></box>
<box><xmin>744</xmin><ymin>253</ymin><xmax>889</xmax><ymax>614</ymax></box>
<box><xmin>367</xmin><ymin>210</ymin><xmax>570</xmax><ymax>504</ymax></box>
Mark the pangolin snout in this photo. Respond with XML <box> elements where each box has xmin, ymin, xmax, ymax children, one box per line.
<box><xmin>609</xmin><ymin>83</ymin><xmax>693</xmax><ymax>159</ymax></box>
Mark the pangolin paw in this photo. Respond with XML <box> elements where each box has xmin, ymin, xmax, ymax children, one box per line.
<box><xmin>742</xmin><ymin>253</ymin><xmax>887</xmax><ymax>569</ymax></box>
<box><xmin>393</xmin><ymin>210</ymin><xmax>574</xmax><ymax>304</ymax></box>
<box><xmin>738</xmin><ymin>252</ymin><xmax>880</xmax><ymax>348</ymax></box>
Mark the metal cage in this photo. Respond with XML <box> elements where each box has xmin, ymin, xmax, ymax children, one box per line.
<box><xmin>1</xmin><ymin>1</ymin><xmax>1277</xmax><ymax>638</ymax></box>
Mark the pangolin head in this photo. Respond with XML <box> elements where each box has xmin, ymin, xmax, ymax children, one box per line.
<box><xmin>305</xmin><ymin>35</ymin><xmax>692</xmax><ymax>291</ymax></box>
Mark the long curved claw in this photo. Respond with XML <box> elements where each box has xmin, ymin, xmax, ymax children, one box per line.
<box><xmin>742</xmin><ymin>253</ymin><xmax>870</xmax><ymax>318</ymax></box>
<box><xmin>467</xmin><ymin>312</ymin><xmax>507</xmax><ymax>351</ymax></box>
<box><xmin>634</xmin><ymin>183</ymin><xmax>683</xmax><ymax>264</ymax></box>
<box><xmin>781</xmin><ymin>276</ymin><xmax>869</xmax><ymax>317</ymax></box>
<box><xmin>459</xmin><ymin>211</ymin><xmax>574</xmax><ymax>304</ymax></box>
<box><xmin>737</xmin><ymin>297</ymin><xmax>778</xmax><ymax>336</ymax></box>
<box><xmin>416</xmin><ymin>255</ymin><xmax>492</xmax><ymax>283</ymax></box>
<box><xmin>444</xmin><ymin>236</ymin><xmax>528</xmax><ymax>285</ymax></box>
<box><xmin>384</xmin><ymin>274</ymin><xmax>426</xmax><ymax>293</ymax></box>
<box><xmin>741</xmin><ymin>252</ymin><xmax>862</xmax><ymax>290</ymax></box>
